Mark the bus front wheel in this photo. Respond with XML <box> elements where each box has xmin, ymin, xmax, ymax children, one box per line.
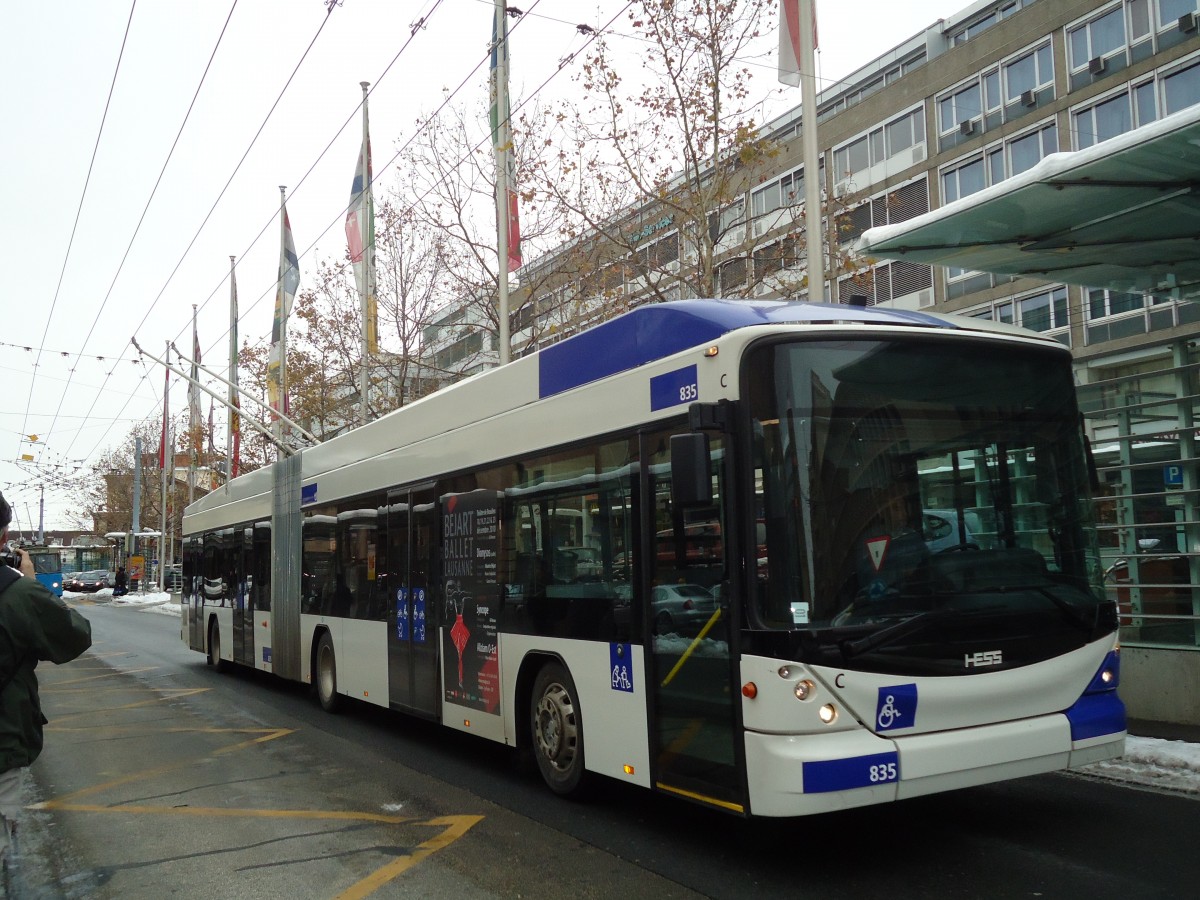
<box><xmin>530</xmin><ymin>661</ymin><xmax>587</xmax><ymax>797</ymax></box>
<box><xmin>315</xmin><ymin>632</ymin><xmax>342</xmax><ymax>713</ymax></box>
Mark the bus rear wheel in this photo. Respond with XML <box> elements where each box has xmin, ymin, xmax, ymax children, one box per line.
<box><xmin>315</xmin><ymin>632</ymin><xmax>342</xmax><ymax>713</ymax></box>
<box><xmin>207</xmin><ymin>620</ymin><xmax>228</xmax><ymax>673</ymax></box>
<box><xmin>530</xmin><ymin>661</ymin><xmax>587</xmax><ymax>797</ymax></box>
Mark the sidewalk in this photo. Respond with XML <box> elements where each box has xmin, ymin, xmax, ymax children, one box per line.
<box><xmin>1128</xmin><ymin>718</ymin><xmax>1200</xmax><ymax>745</ymax></box>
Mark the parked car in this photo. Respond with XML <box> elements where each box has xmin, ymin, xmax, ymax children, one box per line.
<box><xmin>164</xmin><ymin>563</ymin><xmax>183</xmax><ymax>592</ymax></box>
<box><xmin>651</xmin><ymin>583</ymin><xmax>719</xmax><ymax>635</ymax></box>
<box><xmin>65</xmin><ymin>569</ymin><xmax>113</xmax><ymax>593</ymax></box>
<box><xmin>922</xmin><ymin>509</ymin><xmax>983</xmax><ymax>553</ymax></box>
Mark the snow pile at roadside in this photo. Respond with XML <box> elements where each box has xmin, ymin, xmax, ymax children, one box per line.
<box><xmin>63</xmin><ymin>587</ymin><xmax>181</xmax><ymax>617</ymax></box>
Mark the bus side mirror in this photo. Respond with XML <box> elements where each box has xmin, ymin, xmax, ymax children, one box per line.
<box><xmin>1083</xmin><ymin>434</ymin><xmax>1100</xmax><ymax>494</ymax></box>
<box><xmin>671</xmin><ymin>433</ymin><xmax>712</xmax><ymax>507</ymax></box>
<box><xmin>1080</xmin><ymin>415</ymin><xmax>1100</xmax><ymax>494</ymax></box>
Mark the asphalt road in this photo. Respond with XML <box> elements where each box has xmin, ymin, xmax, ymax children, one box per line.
<box><xmin>15</xmin><ymin>600</ymin><xmax>1200</xmax><ymax>899</ymax></box>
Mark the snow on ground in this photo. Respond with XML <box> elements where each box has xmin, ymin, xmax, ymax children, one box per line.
<box><xmin>65</xmin><ymin>587</ymin><xmax>181</xmax><ymax>617</ymax></box>
<box><xmin>61</xmin><ymin>589</ymin><xmax>1200</xmax><ymax>797</ymax></box>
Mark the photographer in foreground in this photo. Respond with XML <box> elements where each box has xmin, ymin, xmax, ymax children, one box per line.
<box><xmin>0</xmin><ymin>490</ymin><xmax>92</xmax><ymax>870</ymax></box>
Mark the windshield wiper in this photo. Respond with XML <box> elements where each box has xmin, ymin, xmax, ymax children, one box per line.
<box><xmin>994</xmin><ymin>582</ymin><xmax>1096</xmax><ymax>631</ymax></box>
<box><xmin>838</xmin><ymin>606</ymin><xmax>1002</xmax><ymax>660</ymax></box>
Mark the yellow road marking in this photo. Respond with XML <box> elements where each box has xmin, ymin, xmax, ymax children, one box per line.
<box><xmin>336</xmin><ymin>816</ymin><xmax>485</xmax><ymax>900</ymax></box>
<box><xmin>37</xmin><ymin>666</ymin><xmax>484</xmax><ymax>897</ymax></box>
<box><xmin>39</xmin><ymin>802</ymin><xmax>417</xmax><ymax>825</ymax></box>
<box><xmin>41</xmin><ymin>666</ymin><xmax>159</xmax><ymax>686</ymax></box>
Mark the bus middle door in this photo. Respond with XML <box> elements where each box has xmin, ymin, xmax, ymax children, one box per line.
<box><xmin>386</xmin><ymin>486</ymin><xmax>440</xmax><ymax>717</ymax></box>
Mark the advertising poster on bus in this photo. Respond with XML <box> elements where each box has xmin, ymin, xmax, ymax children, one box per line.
<box><xmin>442</xmin><ymin>490</ymin><xmax>500</xmax><ymax>713</ymax></box>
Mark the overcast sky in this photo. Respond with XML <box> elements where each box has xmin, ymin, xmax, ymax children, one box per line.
<box><xmin>0</xmin><ymin>0</ymin><xmax>961</xmax><ymax>533</ymax></box>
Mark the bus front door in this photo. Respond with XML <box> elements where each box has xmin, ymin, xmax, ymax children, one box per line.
<box><xmin>386</xmin><ymin>486</ymin><xmax>440</xmax><ymax>717</ymax></box>
<box><xmin>643</xmin><ymin>430</ymin><xmax>745</xmax><ymax>814</ymax></box>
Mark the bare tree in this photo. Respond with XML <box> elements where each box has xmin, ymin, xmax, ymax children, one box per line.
<box><xmin>525</xmin><ymin>0</ymin><xmax>808</xmax><ymax>313</ymax></box>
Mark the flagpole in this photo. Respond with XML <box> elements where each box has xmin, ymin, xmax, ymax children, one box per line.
<box><xmin>799</xmin><ymin>0</ymin><xmax>824</xmax><ymax>302</ymax></box>
<box><xmin>188</xmin><ymin>304</ymin><xmax>197</xmax><ymax>507</ymax></box>
<box><xmin>159</xmin><ymin>339</ymin><xmax>168</xmax><ymax>589</ymax></box>
<box><xmin>227</xmin><ymin>255</ymin><xmax>236</xmax><ymax>480</ymax></box>
<box><xmin>277</xmin><ymin>186</ymin><xmax>289</xmax><ymax>453</ymax></box>
<box><xmin>494</xmin><ymin>0</ymin><xmax>511</xmax><ymax>365</ymax></box>
<box><xmin>359</xmin><ymin>80</ymin><xmax>371</xmax><ymax>426</ymax></box>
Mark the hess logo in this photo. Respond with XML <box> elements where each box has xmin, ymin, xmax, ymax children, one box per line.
<box><xmin>964</xmin><ymin>650</ymin><xmax>1003</xmax><ymax>668</ymax></box>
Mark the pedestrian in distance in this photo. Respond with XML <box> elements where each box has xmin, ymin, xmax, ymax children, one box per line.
<box><xmin>0</xmin><ymin>490</ymin><xmax>92</xmax><ymax>874</ymax></box>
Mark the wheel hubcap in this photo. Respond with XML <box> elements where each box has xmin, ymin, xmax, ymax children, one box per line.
<box><xmin>535</xmin><ymin>682</ymin><xmax>577</xmax><ymax>771</ymax></box>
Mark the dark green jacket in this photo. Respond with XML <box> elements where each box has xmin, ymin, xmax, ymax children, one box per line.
<box><xmin>0</xmin><ymin>568</ymin><xmax>92</xmax><ymax>771</ymax></box>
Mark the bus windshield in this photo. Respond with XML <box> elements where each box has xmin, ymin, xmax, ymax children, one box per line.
<box><xmin>747</xmin><ymin>337</ymin><xmax>1112</xmax><ymax>666</ymax></box>
<box><xmin>30</xmin><ymin>551</ymin><xmax>61</xmax><ymax>575</ymax></box>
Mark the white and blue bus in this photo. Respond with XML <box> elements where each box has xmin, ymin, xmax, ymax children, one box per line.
<box><xmin>181</xmin><ymin>299</ymin><xmax>1124</xmax><ymax>817</ymax></box>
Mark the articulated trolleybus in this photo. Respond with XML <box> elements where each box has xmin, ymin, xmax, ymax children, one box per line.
<box><xmin>182</xmin><ymin>300</ymin><xmax>1124</xmax><ymax>817</ymax></box>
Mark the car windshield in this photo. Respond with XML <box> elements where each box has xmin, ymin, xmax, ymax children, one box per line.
<box><xmin>746</xmin><ymin>337</ymin><xmax>1110</xmax><ymax>661</ymax></box>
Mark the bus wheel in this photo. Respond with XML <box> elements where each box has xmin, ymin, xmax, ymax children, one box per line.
<box><xmin>315</xmin><ymin>632</ymin><xmax>342</xmax><ymax>713</ymax></box>
<box><xmin>531</xmin><ymin>661</ymin><xmax>587</xmax><ymax>797</ymax></box>
<box><xmin>207</xmin><ymin>620</ymin><xmax>228</xmax><ymax>673</ymax></box>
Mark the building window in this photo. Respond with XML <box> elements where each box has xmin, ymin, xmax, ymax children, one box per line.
<box><xmin>718</xmin><ymin>256</ymin><xmax>748</xmax><ymax>292</ymax></box>
<box><xmin>831</xmin><ymin>107</ymin><xmax>925</xmax><ymax>187</ymax></box>
<box><xmin>1003</xmin><ymin>43</ymin><xmax>1054</xmax><ymax>102</ymax></box>
<box><xmin>1088</xmin><ymin>287</ymin><xmax>1148</xmax><ymax>319</ymax></box>
<box><xmin>970</xmin><ymin>286</ymin><xmax>1069</xmax><ymax>335</ymax></box>
<box><xmin>1164</xmin><ymin>59</ymin><xmax>1200</xmax><ymax>112</ymax></box>
<box><xmin>1073</xmin><ymin>56</ymin><xmax>1200</xmax><ymax>149</ymax></box>
<box><xmin>1064</xmin><ymin>0</ymin><xmax>1180</xmax><ymax>88</ymax></box>
<box><xmin>940</xmin><ymin>121</ymin><xmax>1057</xmax><ymax>202</ymax></box>
<box><xmin>948</xmin><ymin>0</ymin><xmax>1031</xmax><ymax>46</ymax></box>
<box><xmin>753</xmin><ymin>236</ymin><xmax>802</xmax><ymax>278</ymax></box>
<box><xmin>935</xmin><ymin>39</ymin><xmax>1056</xmax><ymax>153</ymax></box>
<box><xmin>1068</xmin><ymin>5</ymin><xmax>1128</xmax><ymax>72</ymax></box>
<box><xmin>707</xmin><ymin>197</ymin><xmax>745</xmax><ymax>242</ymax></box>
<box><xmin>1074</xmin><ymin>91</ymin><xmax>1135</xmax><ymax>147</ymax></box>
<box><xmin>941</xmin><ymin>157</ymin><xmax>986</xmax><ymax>203</ymax></box>
<box><xmin>1159</xmin><ymin>0</ymin><xmax>1199</xmax><ymax>31</ymax></box>
<box><xmin>751</xmin><ymin>167</ymin><xmax>803</xmax><ymax>218</ymax></box>
<box><xmin>938</xmin><ymin>81</ymin><xmax>982</xmax><ymax>135</ymax></box>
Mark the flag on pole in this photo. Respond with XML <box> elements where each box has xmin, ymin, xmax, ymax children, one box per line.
<box><xmin>158</xmin><ymin>358</ymin><xmax>169</xmax><ymax>469</ymax></box>
<box><xmin>490</xmin><ymin>3</ymin><xmax>522</xmax><ymax>273</ymax></box>
<box><xmin>268</xmin><ymin>201</ymin><xmax>300</xmax><ymax>422</ymax></box>
<box><xmin>189</xmin><ymin>316</ymin><xmax>201</xmax><ymax>467</ymax></box>
<box><xmin>229</xmin><ymin>264</ymin><xmax>241</xmax><ymax>479</ymax></box>
<box><xmin>779</xmin><ymin>0</ymin><xmax>819</xmax><ymax>87</ymax></box>
<box><xmin>346</xmin><ymin>90</ymin><xmax>378</xmax><ymax>354</ymax></box>
<box><xmin>207</xmin><ymin>398</ymin><xmax>215</xmax><ymax>457</ymax></box>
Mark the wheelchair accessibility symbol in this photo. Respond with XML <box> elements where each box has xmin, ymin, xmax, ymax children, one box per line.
<box><xmin>876</xmin><ymin>683</ymin><xmax>918</xmax><ymax>732</ymax></box>
<box><xmin>878</xmin><ymin>694</ymin><xmax>901</xmax><ymax>729</ymax></box>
